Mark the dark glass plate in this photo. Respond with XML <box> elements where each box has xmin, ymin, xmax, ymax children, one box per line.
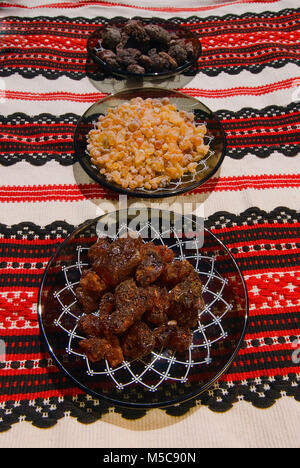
<box><xmin>86</xmin><ymin>17</ymin><xmax>202</xmax><ymax>79</ymax></box>
<box><xmin>38</xmin><ymin>208</ymin><xmax>248</xmax><ymax>409</ymax></box>
<box><xmin>73</xmin><ymin>87</ymin><xmax>226</xmax><ymax>198</ymax></box>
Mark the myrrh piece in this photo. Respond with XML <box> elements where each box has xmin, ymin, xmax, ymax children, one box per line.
<box><xmin>110</xmin><ymin>278</ymin><xmax>147</xmax><ymax>334</ymax></box>
<box><xmin>135</xmin><ymin>243</ymin><xmax>174</xmax><ymax>287</ymax></box>
<box><xmin>92</xmin><ymin>236</ymin><xmax>143</xmax><ymax>286</ymax></box>
<box><xmin>88</xmin><ymin>237</ymin><xmax>112</xmax><ymax>263</ymax></box>
<box><xmin>75</xmin><ymin>269</ymin><xmax>107</xmax><ymax>313</ymax></box>
<box><xmin>121</xmin><ymin>321</ymin><xmax>155</xmax><ymax>360</ymax></box>
<box><xmin>160</xmin><ymin>259</ymin><xmax>194</xmax><ymax>287</ymax></box>
<box><xmin>144</xmin><ymin>285</ymin><xmax>170</xmax><ymax>326</ymax></box>
<box><xmin>75</xmin><ymin>235</ymin><xmax>205</xmax><ymax>367</ymax></box>
<box><xmin>153</xmin><ymin>324</ymin><xmax>192</xmax><ymax>353</ymax></box>
<box><xmin>168</xmin><ymin>271</ymin><xmax>205</xmax><ymax>327</ymax></box>
<box><xmin>79</xmin><ymin>335</ymin><xmax>124</xmax><ymax>367</ymax></box>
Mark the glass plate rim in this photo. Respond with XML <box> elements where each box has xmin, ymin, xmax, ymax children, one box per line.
<box><xmin>86</xmin><ymin>16</ymin><xmax>202</xmax><ymax>78</ymax></box>
<box><xmin>73</xmin><ymin>87</ymin><xmax>227</xmax><ymax>199</ymax></box>
<box><xmin>37</xmin><ymin>209</ymin><xmax>248</xmax><ymax>409</ymax></box>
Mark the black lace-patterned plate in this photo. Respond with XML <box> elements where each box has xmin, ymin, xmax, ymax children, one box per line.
<box><xmin>86</xmin><ymin>17</ymin><xmax>202</xmax><ymax>79</ymax></box>
<box><xmin>73</xmin><ymin>88</ymin><xmax>226</xmax><ymax>198</ymax></box>
<box><xmin>38</xmin><ymin>208</ymin><xmax>248</xmax><ymax>409</ymax></box>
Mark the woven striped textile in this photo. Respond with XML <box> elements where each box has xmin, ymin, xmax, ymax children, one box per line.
<box><xmin>0</xmin><ymin>0</ymin><xmax>299</xmax><ymax>444</ymax></box>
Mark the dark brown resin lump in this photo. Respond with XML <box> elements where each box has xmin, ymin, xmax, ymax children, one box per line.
<box><xmin>76</xmin><ymin>236</ymin><xmax>205</xmax><ymax>367</ymax></box>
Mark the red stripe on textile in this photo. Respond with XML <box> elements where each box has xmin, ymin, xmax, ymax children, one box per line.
<box><xmin>0</xmin><ymin>90</ymin><xmax>106</xmax><ymax>102</ymax></box>
<box><xmin>0</xmin><ymin>388</ymin><xmax>84</xmax><ymax>402</ymax></box>
<box><xmin>0</xmin><ymin>123</ymin><xmax>74</xmax><ymax>129</ymax></box>
<box><xmin>1</xmin><ymin>78</ymin><xmax>298</xmax><ymax>102</ymax></box>
<box><xmin>221</xmin><ymin>365</ymin><xmax>300</xmax><ymax>382</ymax></box>
<box><xmin>2</xmin><ymin>53</ymin><xmax>299</xmax><ymax>73</ymax></box>
<box><xmin>220</xmin><ymin>112</ymin><xmax>300</xmax><ymax>125</ymax></box>
<box><xmin>0</xmin><ymin>327</ymin><xmax>40</xmax><ymax>337</ymax></box>
<box><xmin>2</xmin><ymin>28</ymin><xmax>296</xmax><ymax>44</ymax></box>
<box><xmin>212</xmin><ymin>223</ymin><xmax>300</xmax><ymax>235</ymax></box>
<box><xmin>0</xmin><ymin>267</ymin><xmax>46</xmax><ymax>275</ymax></box>
<box><xmin>236</xmin><ymin>342</ymin><xmax>300</xmax><ymax>357</ymax></box>
<box><xmin>1</xmin><ymin>39</ymin><xmax>86</xmax><ymax>49</ymax></box>
<box><xmin>0</xmin><ymin>61</ymin><xmax>84</xmax><ymax>73</ymax></box>
<box><xmin>226</xmin><ymin>129</ymin><xmax>300</xmax><ymax>139</ymax></box>
<box><xmin>214</xmin><ymin>238</ymin><xmax>300</xmax><ymax>251</ymax></box>
<box><xmin>226</xmin><ymin>140</ymin><xmax>300</xmax><ymax>148</ymax></box>
<box><xmin>248</xmin><ymin>305</ymin><xmax>300</xmax><ymax>317</ymax></box>
<box><xmin>0</xmin><ymin>138</ymin><xmax>73</xmax><ymax>145</ymax></box>
<box><xmin>0</xmin><ymin>0</ymin><xmax>281</xmax><ymax>13</ymax></box>
<box><xmin>0</xmin><ymin>175</ymin><xmax>299</xmax><ymax>203</ymax></box>
<box><xmin>227</xmin><ymin>247</ymin><xmax>300</xmax><ymax>260</ymax></box>
<box><xmin>182</xmin><ymin>80</ymin><xmax>300</xmax><ymax>98</ymax></box>
<box><xmin>199</xmin><ymin>54</ymin><xmax>300</xmax><ymax>69</ymax></box>
<box><xmin>3</xmin><ymin>33</ymin><xmax>298</xmax><ymax>48</ymax></box>
<box><xmin>225</xmin><ymin>127</ymin><xmax>300</xmax><ymax>135</ymax></box>
<box><xmin>0</xmin><ymin>364</ymin><xmax>60</xmax><ymax>376</ymax></box>
<box><xmin>0</xmin><ymin>149</ymin><xmax>71</xmax><ymax>154</ymax></box>
<box><xmin>0</xmin><ymin>257</ymin><xmax>51</xmax><ymax>264</ymax></box>
<box><xmin>247</xmin><ymin>313</ymin><xmax>300</xmax><ymax>326</ymax></box>
<box><xmin>195</xmin><ymin>175</ymin><xmax>300</xmax><ymax>193</ymax></box>
<box><xmin>0</xmin><ymin>239</ymin><xmax>63</xmax><ymax>246</ymax></box>
<box><xmin>237</xmin><ymin>264</ymin><xmax>299</xmax><ymax>275</ymax></box>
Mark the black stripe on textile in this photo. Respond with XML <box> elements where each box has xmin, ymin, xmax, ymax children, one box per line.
<box><xmin>0</xmin><ymin>101</ymin><xmax>299</xmax><ymax>166</ymax></box>
<box><xmin>2</xmin><ymin>8</ymin><xmax>299</xmax><ymax>27</ymax></box>
<box><xmin>0</xmin><ymin>207</ymin><xmax>298</xmax><ymax>239</ymax></box>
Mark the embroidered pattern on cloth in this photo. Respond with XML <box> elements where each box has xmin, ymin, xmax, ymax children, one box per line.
<box><xmin>0</xmin><ymin>207</ymin><xmax>299</xmax><ymax>430</ymax></box>
<box><xmin>0</xmin><ymin>3</ymin><xmax>299</xmax><ymax>432</ymax></box>
<box><xmin>0</xmin><ymin>102</ymin><xmax>299</xmax><ymax>166</ymax></box>
<box><xmin>1</xmin><ymin>9</ymin><xmax>299</xmax><ymax>79</ymax></box>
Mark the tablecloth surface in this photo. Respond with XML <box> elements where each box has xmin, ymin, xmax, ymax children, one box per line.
<box><xmin>0</xmin><ymin>0</ymin><xmax>299</xmax><ymax>448</ymax></box>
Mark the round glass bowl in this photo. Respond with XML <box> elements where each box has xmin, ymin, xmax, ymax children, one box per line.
<box><xmin>73</xmin><ymin>87</ymin><xmax>226</xmax><ymax>198</ymax></box>
<box><xmin>38</xmin><ymin>208</ymin><xmax>248</xmax><ymax>409</ymax></box>
<box><xmin>86</xmin><ymin>17</ymin><xmax>202</xmax><ymax>79</ymax></box>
